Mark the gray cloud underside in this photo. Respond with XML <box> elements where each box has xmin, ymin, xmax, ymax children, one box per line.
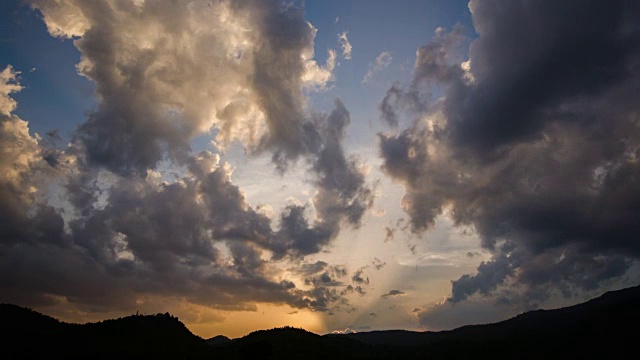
<box><xmin>379</xmin><ymin>0</ymin><xmax>640</xmax><ymax>311</ymax></box>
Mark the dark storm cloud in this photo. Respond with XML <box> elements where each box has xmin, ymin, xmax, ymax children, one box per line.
<box><xmin>379</xmin><ymin>0</ymin><xmax>640</xmax><ymax>310</ymax></box>
<box><xmin>449</xmin><ymin>254</ymin><xmax>513</xmax><ymax>302</ymax></box>
<box><xmin>450</xmin><ymin>0</ymin><xmax>640</xmax><ymax>155</ymax></box>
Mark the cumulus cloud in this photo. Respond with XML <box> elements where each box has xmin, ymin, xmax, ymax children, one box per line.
<box><xmin>28</xmin><ymin>0</ymin><xmax>337</xmax><ymax>175</ymax></box>
<box><xmin>338</xmin><ymin>31</ymin><xmax>352</xmax><ymax>60</ymax></box>
<box><xmin>0</xmin><ymin>65</ymin><xmax>55</xmax><ymax>250</ymax></box>
<box><xmin>1</xmin><ymin>0</ymin><xmax>375</xmax><ymax>320</ymax></box>
<box><xmin>0</xmin><ymin>66</ymin><xmax>23</xmax><ymax>115</ymax></box>
<box><xmin>362</xmin><ymin>51</ymin><xmax>392</xmax><ymax>83</ymax></box>
<box><xmin>378</xmin><ymin>0</ymin><xmax>640</xmax><ymax>310</ymax></box>
<box><xmin>1</xmin><ymin>144</ymin><xmax>302</xmax><ymax>311</ymax></box>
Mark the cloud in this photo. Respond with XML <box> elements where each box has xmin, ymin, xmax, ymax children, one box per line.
<box><xmin>338</xmin><ymin>31</ymin><xmax>352</xmax><ymax>60</ymax></box>
<box><xmin>303</xmin><ymin>263</ymin><xmax>348</xmax><ymax>288</ymax></box>
<box><xmin>378</xmin><ymin>25</ymin><xmax>465</xmax><ymax>128</ymax></box>
<box><xmin>1</xmin><ymin>0</ymin><xmax>374</xmax><ymax>320</ymax></box>
<box><xmin>0</xmin><ymin>65</ymin><xmax>56</xmax><ymax>250</ymax></box>
<box><xmin>372</xmin><ymin>257</ymin><xmax>386</xmax><ymax>270</ymax></box>
<box><xmin>289</xmin><ymin>261</ymin><xmax>329</xmax><ymax>277</ymax></box>
<box><xmin>362</xmin><ymin>51</ymin><xmax>393</xmax><ymax>83</ymax></box>
<box><xmin>378</xmin><ymin>0</ymin><xmax>640</xmax><ymax>310</ymax></box>
<box><xmin>449</xmin><ymin>254</ymin><xmax>513</xmax><ymax>302</ymax></box>
<box><xmin>277</xmin><ymin>98</ymin><xmax>375</xmax><ymax>257</ymax></box>
<box><xmin>0</xmin><ymin>145</ymin><xmax>307</xmax><ymax>311</ymax></box>
<box><xmin>343</xmin><ymin>285</ymin><xmax>366</xmax><ymax>297</ymax></box>
<box><xmin>0</xmin><ymin>66</ymin><xmax>23</xmax><ymax>115</ymax></box>
<box><xmin>452</xmin><ymin>0</ymin><xmax>640</xmax><ymax>155</ymax></box>
<box><xmin>381</xmin><ymin>290</ymin><xmax>405</xmax><ymax>298</ymax></box>
<box><xmin>383</xmin><ymin>225</ymin><xmax>396</xmax><ymax>243</ymax></box>
<box><xmin>29</xmin><ymin>0</ymin><xmax>337</xmax><ymax>175</ymax></box>
<box><xmin>351</xmin><ymin>266</ymin><xmax>370</xmax><ymax>285</ymax></box>
<box><xmin>0</xmin><ymin>136</ymin><xmax>364</xmax><ymax>313</ymax></box>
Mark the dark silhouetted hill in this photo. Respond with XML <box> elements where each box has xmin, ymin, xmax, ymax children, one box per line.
<box><xmin>206</xmin><ymin>334</ymin><xmax>231</xmax><ymax>346</ymax></box>
<box><xmin>209</xmin><ymin>326</ymin><xmax>389</xmax><ymax>359</ymax></box>
<box><xmin>2</xmin><ymin>284</ymin><xmax>639</xmax><ymax>359</ymax></box>
<box><xmin>338</xmin><ymin>284</ymin><xmax>640</xmax><ymax>358</ymax></box>
<box><xmin>0</xmin><ymin>306</ymin><xmax>210</xmax><ymax>359</ymax></box>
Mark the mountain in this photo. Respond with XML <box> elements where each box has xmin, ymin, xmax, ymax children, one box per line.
<box><xmin>206</xmin><ymin>334</ymin><xmax>231</xmax><ymax>346</ymax></box>
<box><xmin>0</xmin><ymin>306</ymin><xmax>210</xmax><ymax>359</ymax></box>
<box><xmin>209</xmin><ymin>326</ymin><xmax>388</xmax><ymax>359</ymax></box>
<box><xmin>2</xmin><ymin>284</ymin><xmax>639</xmax><ymax>359</ymax></box>
<box><xmin>338</xmin><ymin>284</ymin><xmax>640</xmax><ymax>358</ymax></box>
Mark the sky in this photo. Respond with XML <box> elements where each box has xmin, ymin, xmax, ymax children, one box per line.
<box><xmin>1</xmin><ymin>0</ymin><xmax>639</xmax><ymax>338</ymax></box>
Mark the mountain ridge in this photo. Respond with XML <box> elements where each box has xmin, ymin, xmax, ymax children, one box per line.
<box><xmin>2</xmin><ymin>284</ymin><xmax>639</xmax><ymax>359</ymax></box>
